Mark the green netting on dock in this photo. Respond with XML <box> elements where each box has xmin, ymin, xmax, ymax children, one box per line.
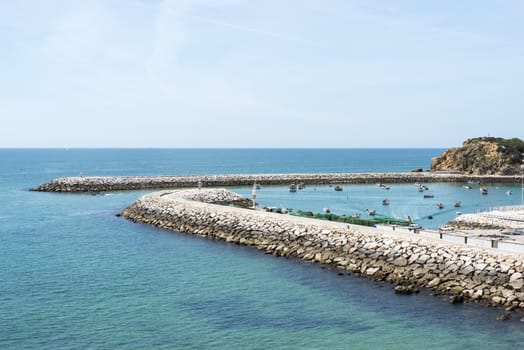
<box><xmin>289</xmin><ymin>210</ymin><xmax>410</xmax><ymax>227</ymax></box>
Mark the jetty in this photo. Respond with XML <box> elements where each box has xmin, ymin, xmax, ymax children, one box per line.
<box><xmin>31</xmin><ymin>172</ymin><xmax>521</xmax><ymax>192</ymax></box>
<box><xmin>121</xmin><ymin>188</ymin><xmax>524</xmax><ymax>313</ymax></box>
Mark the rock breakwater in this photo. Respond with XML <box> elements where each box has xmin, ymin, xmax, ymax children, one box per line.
<box><xmin>32</xmin><ymin>172</ymin><xmax>520</xmax><ymax>192</ymax></box>
<box><xmin>121</xmin><ymin>188</ymin><xmax>524</xmax><ymax>313</ymax></box>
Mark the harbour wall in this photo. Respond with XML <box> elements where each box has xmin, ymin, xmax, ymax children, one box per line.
<box><xmin>31</xmin><ymin>172</ymin><xmax>521</xmax><ymax>192</ymax></box>
<box><xmin>121</xmin><ymin>189</ymin><xmax>524</xmax><ymax>312</ymax></box>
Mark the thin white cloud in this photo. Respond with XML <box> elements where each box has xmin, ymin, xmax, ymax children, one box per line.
<box><xmin>191</xmin><ymin>15</ymin><xmax>319</xmax><ymax>47</ymax></box>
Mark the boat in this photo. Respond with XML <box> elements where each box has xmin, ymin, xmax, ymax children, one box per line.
<box><xmin>378</xmin><ymin>183</ymin><xmax>390</xmax><ymax>190</ymax></box>
<box><xmin>298</xmin><ymin>183</ymin><xmax>305</xmax><ymax>190</ymax></box>
<box><xmin>417</xmin><ymin>184</ymin><xmax>428</xmax><ymax>192</ymax></box>
<box><xmin>506</xmin><ymin>190</ymin><xmax>512</xmax><ymax>195</ymax></box>
<box><xmin>255</xmin><ymin>184</ymin><xmax>261</xmax><ymax>190</ymax></box>
<box><xmin>366</xmin><ymin>209</ymin><xmax>376</xmax><ymax>216</ymax></box>
<box><xmin>463</xmin><ymin>185</ymin><xmax>472</xmax><ymax>189</ymax></box>
<box><xmin>423</xmin><ymin>194</ymin><xmax>434</xmax><ymax>198</ymax></box>
<box><xmin>436</xmin><ymin>203</ymin><xmax>444</xmax><ymax>209</ymax></box>
<box><xmin>323</xmin><ymin>208</ymin><xmax>331</xmax><ymax>214</ymax></box>
<box><xmin>289</xmin><ymin>184</ymin><xmax>297</xmax><ymax>192</ymax></box>
<box><xmin>382</xmin><ymin>198</ymin><xmax>389</xmax><ymax>205</ymax></box>
<box><xmin>480</xmin><ymin>187</ymin><xmax>488</xmax><ymax>195</ymax></box>
<box><xmin>454</xmin><ymin>201</ymin><xmax>461</xmax><ymax>207</ymax></box>
<box><xmin>334</xmin><ymin>185</ymin><xmax>343</xmax><ymax>191</ymax></box>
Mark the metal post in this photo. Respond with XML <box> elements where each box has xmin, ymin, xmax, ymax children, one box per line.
<box><xmin>521</xmin><ymin>152</ymin><xmax>524</xmax><ymax>205</ymax></box>
<box><xmin>252</xmin><ymin>182</ymin><xmax>257</xmax><ymax>208</ymax></box>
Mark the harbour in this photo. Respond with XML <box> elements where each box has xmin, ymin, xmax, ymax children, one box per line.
<box><xmin>3</xmin><ymin>148</ymin><xmax>524</xmax><ymax>349</ymax></box>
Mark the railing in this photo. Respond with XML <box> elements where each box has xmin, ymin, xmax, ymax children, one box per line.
<box><xmin>376</xmin><ymin>224</ymin><xmax>524</xmax><ymax>253</ymax></box>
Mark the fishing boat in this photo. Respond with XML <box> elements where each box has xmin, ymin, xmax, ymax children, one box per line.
<box><xmin>382</xmin><ymin>198</ymin><xmax>389</xmax><ymax>205</ymax></box>
<box><xmin>289</xmin><ymin>184</ymin><xmax>297</xmax><ymax>192</ymax></box>
<box><xmin>323</xmin><ymin>208</ymin><xmax>331</xmax><ymax>214</ymax></box>
<box><xmin>480</xmin><ymin>187</ymin><xmax>488</xmax><ymax>195</ymax></box>
<box><xmin>454</xmin><ymin>201</ymin><xmax>461</xmax><ymax>207</ymax></box>
<box><xmin>436</xmin><ymin>203</ymin><xmax>444</xmax><ymax>209</ymax></box>
<box><xmin>423</xmin><ymin>194</ymin><xmax>434</xmax><ymax>198</ymax></box>
<box><xmin>367</xmin><ymin>209</ymin><xmax>376</xmax><ymax>216</ymax></box>
<box><xmin>334</xmin><ymin>185</ymin><xmax>343</xmax><ymax>191</ymax></box>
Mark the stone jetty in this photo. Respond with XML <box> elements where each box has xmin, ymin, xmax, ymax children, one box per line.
<box><xmin>31</xmin><ymin>172</ymin><xmax>521</xmax><ymax>192</ymax></box>
<box><xmin>451</xmin><ymin>206</ymin><xmax>524</xmax><ymax>230</ymax></box>
<box><xmin>121</xmin><ymin>188</ymin><xmax>524</xmax><ymax>313</ymax></box>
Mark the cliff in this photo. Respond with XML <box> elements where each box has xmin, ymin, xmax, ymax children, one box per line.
<box><xmin>431</xmin><ymin>137</ymin><xmax>524</xmax><ymax>175</ymax></box>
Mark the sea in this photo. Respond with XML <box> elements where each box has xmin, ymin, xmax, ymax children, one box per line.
<box><xmin>1</xmin><ymin>148</ymin><xmax>523</xmax><ymax>349</ymax></box>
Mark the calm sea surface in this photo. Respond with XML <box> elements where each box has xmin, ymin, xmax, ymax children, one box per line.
<box><xmin>1</xmin><ymin>148</ymin><xmax>523</xmax><ymax>349</ymax></box>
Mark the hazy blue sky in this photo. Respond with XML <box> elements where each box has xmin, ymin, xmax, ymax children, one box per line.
<box><xmin>1</xmin><ymin>0</ymin><xmax>523</xmax><ymax>148</ymax></box>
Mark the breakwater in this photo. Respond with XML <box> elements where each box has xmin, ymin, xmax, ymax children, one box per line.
<box><xmin>121</xmin><ymin>188</ymin><xmax>524</xmax><ymax>314</ymax></box>
<box><xmin>451</xmin><ymin>205</ymin><xmax>524</xmax><ymax>230</ymax></box>
<box><xmin>31</xmin><ymin>172</ymin><xmax>521</xmax><ymax>192</ymax></box>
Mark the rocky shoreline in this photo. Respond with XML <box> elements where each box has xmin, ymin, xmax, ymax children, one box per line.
<box><xmin>121</xmin><ymin>188</ymin><xmax>524</xmax><ymax>317</ymax></box>
<box><xmin>32</xmin><ymin>172</ymin><xmax>521</xmax><ymax>192</ymax></box>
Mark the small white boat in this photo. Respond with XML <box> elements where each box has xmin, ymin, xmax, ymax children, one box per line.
<box><xmin>323</xmin><ymin>208</ymin><xmax>331</xmax><ymax>214</ymax></box>
<box><xmin>378</xmin><ymin>183</ymin><xmax>389</xmax><ymax>190</ymax></box>
<box><xmin>367</xmin><ymin>209</ymin><xmax>376</xmax><ymax>216</ymax></box>
<box><xmin>480</xmin><ymin>187</ymin><xmax>488</xmax><ymax>195</ymax></box>
<box><xmin>436</xmin><ymin>203</ymin><xmax>444</xmax><ymax>209</ymax></box>
<box><xmin>382</xmin><ymin>198</ymin><xmax>389</xmax><ymax>205</ymax></box>
<box><xmin>289</xmin><ymin>184</ymin><xmax>297</xmax><ymax>192</ymax></box>
<box><xmin>454</xmin><ymin>201</ymin><xmax>461</xmax><ymax>207</ymax></box>
<box><xmin>439</xmin><ymin>225</ymin><xmax>454</xmax><ymax>232</ymax></box>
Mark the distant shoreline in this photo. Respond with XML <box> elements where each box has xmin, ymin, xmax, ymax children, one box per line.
<box><xmin>31</xmin><ymin>172</ymin><xmax>522</xmax><ymax>193</ymax></box>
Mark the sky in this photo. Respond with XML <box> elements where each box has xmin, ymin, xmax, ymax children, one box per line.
<box><xmin>1</xmin><ymin>0</ymin><xmax>523</xmax><ymax>148</ymax></box>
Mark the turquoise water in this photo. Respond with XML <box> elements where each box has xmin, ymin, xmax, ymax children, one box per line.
<box><xmin>1</xmin><ymin>149</ymin><xmax>524</xmax><ymax>349</ymax></box>
<box><xmin>233</xmin><ymin>182</ymin><xmax>522</xmax><ymax>229</ymax></box>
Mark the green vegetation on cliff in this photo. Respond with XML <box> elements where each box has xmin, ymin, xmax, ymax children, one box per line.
<box><xmin>473</xmin><ymin>137</ymin><xmax>524</xmax><ymax>165</ymax></box>
<box><xmin>431</xmin><ymin>137</ymin><xmax>524</xmax><ymax>175</ymax></box>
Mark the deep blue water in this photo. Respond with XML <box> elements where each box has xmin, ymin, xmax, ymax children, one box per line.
<box><xmin>1</xmin><ymin>148</ymin><xmax>524</xmax><ymax>349</ymax></box>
